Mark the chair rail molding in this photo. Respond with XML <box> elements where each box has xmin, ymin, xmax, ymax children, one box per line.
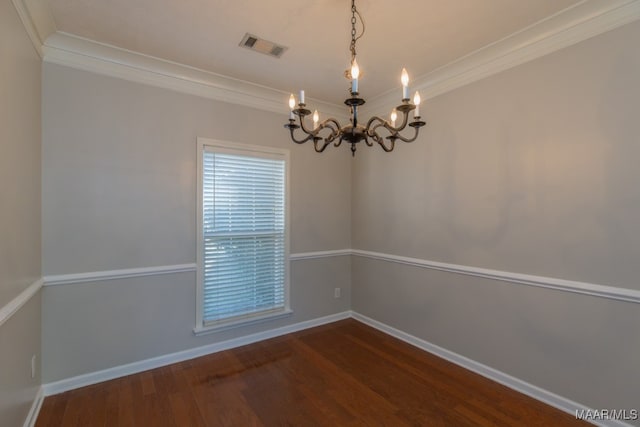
<box><xmin>41</xmin><ymin>249</ymin><xmax>640</xmax><ymax>305</ymax></box>
<box><xmin>0</xmin><ymin>278</ymin><xmax>43</xmax><ymax>328</ymax></box>
<box><xmin>43</xmin><ymin>264</ymin><xmax>197</xmax><ymax>286</ymax></box>
<box><xmin>289</xmin><ymin>249</ymin><xmax>353</xmax><ymax>260</ymax></box>
<box><xmin>352</xmin><ymin>249</ymin><xmax>640</xmax><ymax>305</ymax></box>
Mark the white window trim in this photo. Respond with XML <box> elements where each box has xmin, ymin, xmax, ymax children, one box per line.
<box><xmin>194</xmin><ymin>137</ymin><xmax>291</xmax><ymax>335</ymax></box>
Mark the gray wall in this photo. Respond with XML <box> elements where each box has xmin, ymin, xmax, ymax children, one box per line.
<box><xmin>352</xmin><ymin>20</ymin><xmax>640</xmax><ymax>417</ymax></box>
<box><xmin>41</xmin><ymin>63</ymin><xmax>352</xmax><ymax>382</ymax></box>
<box><xmin>0</xmin><ymin>0</ymin><xmax>42</xmax><ymax>425</ymax></box>
<box><xmin>39</xmin><ymin>14</ymin><xmax>639</xmax><ymax>419</ymax></box>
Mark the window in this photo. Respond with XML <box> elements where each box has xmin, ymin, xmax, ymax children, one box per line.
<box><xmin>196</xmin><ymin>138</ymin><xmax>290</xmax><ymax>333</ymax></box>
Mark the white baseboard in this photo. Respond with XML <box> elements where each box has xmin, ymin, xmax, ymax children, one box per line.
<box><xmin>23</xmin><ymin>386</ymin><xmax>44</xmax><ymax>427</ymax></box>
<box><xmin>351</xmin><ymin>311</ymin><xmax>634</xmax><ymax>427</ymax></box>
<box><xmin>42</xmin><ymin>311</ymin><xmax>350</xmax><ymax>396</ymax></box>
<box><xmin>37</xmin><ymin>309</ymin><xmax>633</xmax><ymax>427</ymax></box>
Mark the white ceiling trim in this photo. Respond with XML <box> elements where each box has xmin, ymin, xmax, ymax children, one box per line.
<box><xmin>10</xmin><ymin>0</ymin><xmax>57</xmax><ymax>58</ymax></box>
<box><xmin>365</xmin><ymin>0</ymin><xmax>640</xmax><ymax>116</ymax></box>
<box><xmin>24</xmin><ymin>0</ymin><xmax>640</xmax><ymax>117</ymax></box>
<box><xmin>42</xmin><ymin>32</ymin><xmax>347</xmax><ymax>119</ymax></box>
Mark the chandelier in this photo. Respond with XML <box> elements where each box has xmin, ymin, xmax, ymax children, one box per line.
<box><xmin>285</xmin><ymin>0</ymin><xmax>426</xmax><ymax>156</ymax></box>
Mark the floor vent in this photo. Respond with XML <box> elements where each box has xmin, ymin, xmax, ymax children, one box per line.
<box><xmin>239</xmin><ymin>33</ymin><xmax>288</xmax><ymax>58</ymax></box>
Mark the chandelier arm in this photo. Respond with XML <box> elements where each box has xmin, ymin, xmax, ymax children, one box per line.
<box><xmin>377</xmin><ymin>137</ymin><xmax>396</xmax><ymax>152</ymax></box>
<box><xmin>287</xmin><ymin>117</ymin><xmax>344</xmax><ymax>146</ymax></box>
<box><xmin>365</xmin><ymin>117</ymin><xmax>387</xmax><ymax>139</ymax></box>
<box><xmin>325</xmin><ymin>118</ymin><xmax>342</xmax><ymax>131</ymax></box>
<box><xmin>365</xmin><ymin>117</ymin><xmax>391</xmax><ymax>145</ymax></box>
<box><xmin>382</xmin><ymin>109</ymin><xmax>409</xmax><ymax>133</ymax></box>
<box><xmin>365</xmin><ymin>124</ymin><xmax>385</xmax><ymax>146</ymax></box>
<box><xmin>368</xmin><ymin>109</ymin><xmax>413</xmax><ymax>137</ymax></box>
<box><xmin>306</xmin><ymin>119</ymin><xmax>342</xmax><ymax>144</ymax></box>
<box><xmin>396</xmin><ymin>109</ymin><xmax>411</xmax><ymax>131</ymax></box>
<box><xmin>390</xmin><ymin>126</ymin><xmax>421</xmax><ymax>143</ymax></box>
<box><xmin>313</xmin><ymin>138</ymin><xmax>332</xmax><ymax>153</ymax></box>
<box><xmin>297</xmin><ymin>114</ymin><xmax>316</xmax><ymax>136</ymax></box>
<box><xmin>288</xmin><ymin>127</ymin><xmax>316</xmax><ymax>144</ymax></box>
<box><xmin>371</xmin><ymin>122</ymin><xmax>386</xmax><ymax>133</ymax></box>
<box><xmin>365</xmin><ymin>115</ymin><xmax>386</xmax><ymax>130</ymax></box>
<box><xmin>320</xmin><ymin>118</ymin><xmax>342</xmax><ymax>142</ymax></box>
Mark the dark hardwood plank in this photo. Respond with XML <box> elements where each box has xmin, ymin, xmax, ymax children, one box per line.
<box><xmin>36</xmin><ymin>319</ymin><xmax>590</xmax><ymax>426</ymax></box>
<box><xmin>115</xmin><ymin>376</ymin><xmax>136</xmax><ymax>427</ymax></box>
<box><xmin>35</xmin><ymin>393</ymin><xmax>67</xmax><ymax>427</ymax></box>
<box><xmin>168</xmin><ymin>390</ymin><xmax>207</xmax><ymax>427</ymax></box>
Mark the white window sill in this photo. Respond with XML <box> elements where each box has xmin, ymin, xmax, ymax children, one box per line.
<box><xmin>193</xmin><ymin>308</ymin><xmax>293</xmax><ymax>336</ymax></box>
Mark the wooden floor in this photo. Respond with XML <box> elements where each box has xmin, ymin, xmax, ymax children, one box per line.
<box><xmin>36</xmin><ymin>319</ymin><xmax>588</xmax><ymax>426</ymax></box>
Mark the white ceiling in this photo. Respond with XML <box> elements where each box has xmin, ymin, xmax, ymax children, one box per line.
<box><xmin>47</xmin><ymin>0</ymin><xmax>582</xmax><ymax>105</ymax></box>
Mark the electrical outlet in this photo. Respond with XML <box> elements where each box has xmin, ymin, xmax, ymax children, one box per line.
<box><xmin>334</xmin><ymin>287</ymin><xmax>341</xmax><ymax>298</ymax></box>
<box><xmin>31</xmin><ymin>354</ymin><xmax>36</xmax><ymax>379</ymax></box>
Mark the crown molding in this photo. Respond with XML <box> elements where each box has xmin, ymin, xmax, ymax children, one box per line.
<box><xmin>29</xmin><ymin>0</ymin><xmax>640</xmax><ymax>121</ymax></box>
<box><xmin>42</xmin><ymin>32</ymin><xmax>347</xmax><ymax>119</ymax></box>
<box><xmin>10</xmin><ymin>0</ymin><xmax>56</xmax><ymax>58</ymax></box>
<box><xmin>365</xmin><ymin>0</ymin><xmax>640</xmax><ymax>115</ymax></box>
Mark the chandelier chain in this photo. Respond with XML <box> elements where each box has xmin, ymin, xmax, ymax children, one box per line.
<box><xmin>349</xmin><ymin>0</ymin><xmax>364</xmax><ymax>61</ymax></box>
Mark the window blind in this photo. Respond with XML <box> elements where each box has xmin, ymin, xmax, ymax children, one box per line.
<box><xmin>202</xmin><ymin>150</ymin><xmax>286</xmax><ymax>325</ymax></box>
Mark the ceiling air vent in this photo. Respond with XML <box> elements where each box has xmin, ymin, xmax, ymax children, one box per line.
<box><xmin>239</xmin><ymin>33</ymin><xmax>288</xmax><ymax>58</ymax></box>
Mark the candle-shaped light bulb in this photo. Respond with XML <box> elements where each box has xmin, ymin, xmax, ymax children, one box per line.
<box><xmin>390</xmin><ymin>108</ymin><xmax>397</xmax><ymax>127</ymax></box>
<box><xmin>313</xmin><ymin>110</ymin><xmax>319</xmax><ymax>128</ymax></box>
<box><xmin>401</xmin><ymin>68</ymin><xmax>409</xmax><ymax>100</ymax></box>
<box><xmin>401</xmin><ymin>68</ymin><xmax>409</xmax><ymax>86</ymax></box>
<box><xmin>413</xmin><ymin>91</ymin><xmax>421</xmax><ymax>117</ymax></box>
<box><xmin>299</xmin><ymin>90</ymin><xmax>305</xmax><ymax>105</ymax></box>
<box><xmin>351</xmin><ymin>59</ymin><xmax>360</xmax><ymax>93</ymax></box>
<box><xmin>289</xmin><ymin>94</ymin><xmax>296</xmax><ymax>110</ymax></box>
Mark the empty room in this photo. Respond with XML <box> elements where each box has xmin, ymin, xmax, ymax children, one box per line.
<box><xmin>1</xmin><ymin>0</ymin><xmax>639</xmax><ymax>426</ymax></box>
